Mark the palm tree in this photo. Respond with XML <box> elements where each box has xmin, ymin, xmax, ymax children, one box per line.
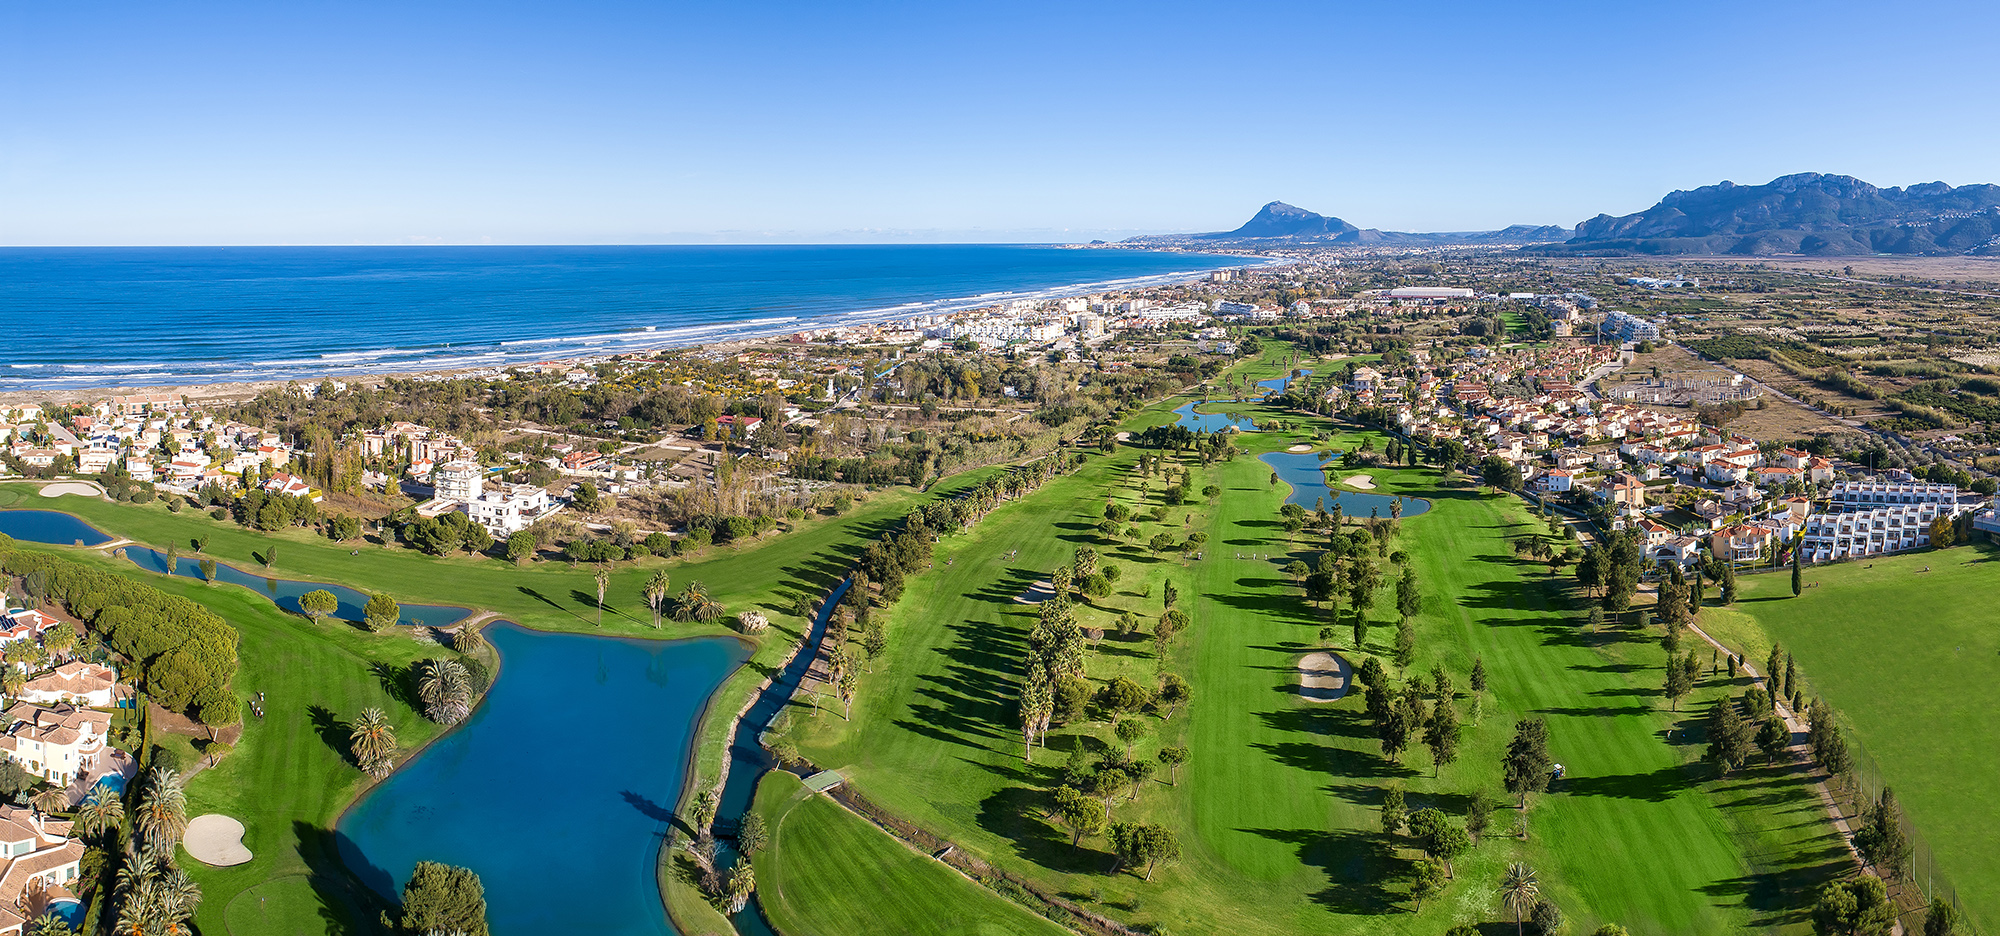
<box><xmin>1500</xmin><ymin>863</ymin><xmax>1540</xmax><ymax>936</ymax></box>
<box><xmin>28</xmin><ymin>910</ymin><xmax>68</xmax><ymax>936</ymax></box>
<box><xmin>644</xmin><ymin>570</ymin><xmax>671</xmax><ymax>629</ymax></box>
<box><xmin>350</xmin><ymin>708</ymin><xmax>397</xmax><ymax>778</ymax></box>
<box><xmin>726</xmin><ymin>864</ymin><xmax>756</xmax><ymax>914</ymax></box>
<box><xmin>595</xmin><ymin>563</ymin><xmax>611</xmax><ymax>627</ymax></box>
<box><xmin>134</xmin><ymin>768</ymin><xmax>188</xmax><ymax>855</ymax></box>
<box><xmin>418</xmin><ymin>658</ymin><xmax>473</xmax><ymax>726</ymax></box>
<box><xmin>453</xmin><ymin>625</ymin><xmax>487</xmax><ymax>656</ymax></box>
<box><xmin>31</xmin><ymin>787</ymin><xmax>67</xmax><ymax>818</ymax></box>
<box><xmin>1</xmin><ymin>668</ymin><xmax>23</xmax><ymax>701</ymax></box>
<box><xmin>77</xmin><ymin>783</ymin><xmax>123</xmax><ymax>841</ymax></box>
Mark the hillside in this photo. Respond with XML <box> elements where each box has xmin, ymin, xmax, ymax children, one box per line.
<box><xmin>1550</xmin><ymin>172</ymin><xmax>2000</xmax><ymax>256</ymax></box>
<box><xmin>1127</xmin><ymin>201</ymin><xmax>1568</xmax><ymax>247</ymax></box>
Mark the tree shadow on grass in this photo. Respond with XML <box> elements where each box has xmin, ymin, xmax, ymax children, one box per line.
<box><xmin>977</xmin><ymin>784</ymin><xmax>1114</xmax><ymax>875</ymax></box>
<box><xmin>1242</xmin><ymin>826</ymin><xmax>1399</xmax><ymax>914</ymax></box>
<box><xmin>367</xmin><ymin>662</ymin><xmax>420</xmax><ymax>711</ymax></box>
<box><xmin>516</xmin><ymin>586</ymin><xmax>585</xmax><ymax>622</ymax></box>
<box><xmin>306</xmin><ymin>705</ymin><xmax>352</xmax><ymax>765</ymax></box>
<box><xmin>1559</xmin><ymin>763</ymin><xmax>1701</xmax><ymax>803</ymax></box>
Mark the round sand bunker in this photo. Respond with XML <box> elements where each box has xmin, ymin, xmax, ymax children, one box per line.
<box><xmin>184</xmin><ymin>814</ymin><xmax>253</xmax><ymax>866</ymax></box>
<box><xmin>1298</xmin><ymin>652</ymin><xmax>1351</xmax><ymax>702</ymax></box>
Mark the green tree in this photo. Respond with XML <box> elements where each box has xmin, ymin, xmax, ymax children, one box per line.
<box><xmin>1811</xmin><ymin>874</ymin><xmax>1893</xmax><ymax>936</ymax></box>
<box><xmin>419</xmin><ymin>657</ymin><xmax>474</xmax><ymax>726</ymax></box>
<box><xmin>505</xmin><ymin>532</ymin><xmax>537</xmax><ymax>563</ymax></box>
<box><xmin>1792</xmin><ymin>542</ymin><xmax>1804</xmax><ymax>597</ymax></box>
<box><xmin>1053</xmin><ymin>786</ymin><xmax>1107</xmax><ymax>848</ymax></box>
<box><xmin>363</xmin><ymin>593</ymin><xmax>400</xmax><ymax>632</ymax></box>
<box><xmin>1409</xmin><ymin>856</ymin><xmax>1448</xmax><ymax>912</ymax></box>
<box><xmin>1380</xmin><ymin>783</ymin><xmax>1406</xmax><ymax>836</ymax></box>
<box><xmin>1503</xmin><ymin>718</ymin><xmax>1553</xmax><ymax>811</ymax></box>
<box><xmin>1114</xmin><ymin>717</ymin><xmax>1148</xmax><ymax>757</ymax></box>
<box><xmin>398</xmin><ymin>861</ymin><xmax>490</xmax><ymax>936</ymax></box>
<box><xmin>1425</xmin><ymin>700</ymin><xmax>1460</xmax><ymax>777</ymax></box>
<box><xmin>134</xmin><ymin>767</ymin><xmax>188</xmax><ymax>854</ymax></box>
<box><xmin>1157</xmin><ymin>746</ymin><xmax>1189</xmax><ymax>785</ymax></box>
<box><xmin>299</xmin><ymin>589</ymin><xmax>339</xmax><ymax>625</ymax></box>
<box><xmin>1925</xmin><ymin>897</ymin><xmax>1959</xmax><ymax>936</ymax></box>
<box><xmin>1706</xmin><ymin>697</ymin><xmax>1751</xmax><ymax>775</ymax></box>
<box><xmin>737</xmin><ymin>812</ymin><xmax>767</xmax><ymax>855</ymax></box>
<box><xmin>1664</xmin><ymin>651</ymin><xmax>1694</xmax><ymax>712</ymax></box>
<box><xmin>1854</xmin><ymin>788</ymin><xmax>1910</xmax><ymax>881</ymax></box>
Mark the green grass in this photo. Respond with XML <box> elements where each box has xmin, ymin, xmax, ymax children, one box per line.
<box><xmin>1724</xmin><ymin>546</ymin><xmax>2000</xmax><ymax>930</ymax></box>
<box><xmin>779</xmin><ymin>387</ymin><xmax>1846</xmax><ymax>934</ymax></box>
<box><xmin>750</xmin><ymin>772</ymin><xmax>1073</xmax><ymax>936</ymax></box>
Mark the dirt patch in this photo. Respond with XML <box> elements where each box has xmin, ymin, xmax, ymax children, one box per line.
<box><xmin>1298</xmin><ymin>651</ymin><xmax>1350</xmax><ymax>702</ymax></box>
<box><xmin>38</xmin><ymin>481</ymin><xmax>103</xmax><ymax>498</ymax></box>
<box><xmin>1343</xmin><ymin>475</ymin><xmax>1376</xmax><ymax>490</ymax></box>
<box><xmin>147</xmin><ymin>702</ymin><xmax>244</xmax><ymax>745</ymax></box>
<box><xmin>1014</xmin><ymin>581</ymin><xmax>1056</xmax><ymax>604</ymax></box>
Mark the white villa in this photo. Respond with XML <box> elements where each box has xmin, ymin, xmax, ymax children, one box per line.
<box><xmin>0</xmin><ymin>704</ymin><xmax>108</xmax><ymax>784</ymax></box>
<box><xmin>464</xmin><ymin>483</ymin><xmax>558</xmax><ymax>537</ymax></box>
<box><xmin>17</xmin><ymin>663</ymin><xmax>126</xmax><ymax>709</ymax></box>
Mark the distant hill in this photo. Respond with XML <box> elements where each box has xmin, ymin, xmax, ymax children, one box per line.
<box><xmin>1127</xmin><ymin>201</ymin><xmax>1568</xmax><ymax>248</ymax></box>
<box><xmin>1547</xmin><ymin>172</ymin><xmax>2000</xmax><ymax>256</ymax></box>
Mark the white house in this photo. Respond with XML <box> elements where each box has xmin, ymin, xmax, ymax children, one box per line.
<box><xmin>463</xmin><ymin>484</ymin><xmax>559</xmax><ymax>537</ymax></box>
<box><xmin>0</xmin><ymin>704</ymin><xmax>109</xmax><ymax>784</ymax></box>
<box><xmin>17</xmin><ymin>663</ymin><xmax>125</xmax><ymax>709</ymax></box>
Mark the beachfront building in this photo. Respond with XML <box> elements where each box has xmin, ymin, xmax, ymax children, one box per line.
<box><xmin>0</xmin><ymin>805</ymin><xmax>84</xmax><ymax>932</ymax></box>
<box><xmin>463</xmin><ymin>484</ymin><xmax>558</xmax><ymax>537</ymax></box>
<box><xmin>0</xmin><ymin>704</ymin><xmax>109</xmax><ymax>784</ymax></box>
<box><xmin>16</xmin><ymin>663</ymin><xmax>126</xmax><ymax>709</ymax></box>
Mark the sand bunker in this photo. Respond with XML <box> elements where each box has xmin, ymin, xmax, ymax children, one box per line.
<box><xmin>1015</xmin><ymin>581</ymin><xmax>1056</xmax><ymax>604</ymax></box>
<box><xmin>1343</xmin><ymin>475</ymin><xmax>1377</xmax><ymax>490</ymax></box>
<box><xmin>184</xmin><ymin>814</ymin><xmax>253</xmax><ymax>866</ymax></box>
<box><xmin>1286</xmin><ymin>444</ymin><xmax>1314</xmax><ymax>453</ymax></box>
<box><xmin>1298</xmin><ymin>652</ymin><xmax>1351</xmax><ymax>702</ymax></box>
<box><xmin>38</xmin><ymin>481</ymin><xmax>103</xmax><ymax>498</ymax></box>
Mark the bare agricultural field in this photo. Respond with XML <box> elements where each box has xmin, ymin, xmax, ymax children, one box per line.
<box><xmin>1720</xmin><ymin>255</ymin><xmax>2000</xmax><ymax>287</ymax></box>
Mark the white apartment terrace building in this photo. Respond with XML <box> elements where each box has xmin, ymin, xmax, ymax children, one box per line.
<box><xmin>464</xmin><ymin>483</ymin><xmax>558</xmax><ymax>537</ymax></box>
<box><xmin>1801</xmin><ymin>502</ymin><xmax>1949</xmax><ymax>562</ymax></box>
<box><xmin>1827</xmin><ymin>480</ymin><xmax>1961</xmax><ymax>509</ymax></box>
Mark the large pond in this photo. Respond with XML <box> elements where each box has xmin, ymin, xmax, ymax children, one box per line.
<box><xmin>1258</xmin><ymin>368</ymin><xmax>1311</xmax><ymax>395</ymax></box>
<box><xmin>1259</xmin><ymin>451</ymin><xmax>1431</xmax><ymax>519</ymax></box>
<box><xmin>1172</xmin><ymin>402</ymin><xmax>1257</xmax><ymax>433</ymax></box>
<box><xmin>0</xmin><ymin>510</ymin><xmax>112</xmax><ymax>547</ymax></box>
<box><xmin>339</xmin><ymin>623</ymin><xmax>749</xmax><ymax>935</ymax></box>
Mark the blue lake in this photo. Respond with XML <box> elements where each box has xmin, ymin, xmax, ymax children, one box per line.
<box><xmin>1259</xmin><ymin>452</ymin><xmax>1431</xmax><ymax>519</ymax></box>
<box><xmin>1172</xmin><ymin>402</ymin><xmax>1257</xmax><ymax>432</ymax></box>
<box><xmin>0</xmin><ymin>510</ymin><xmax>471</xmax><ymax>629</ymax></box>
<box><xmin>338</xmin><ymin>624</ymin><xmax>749</xmax><ymax>936</ymax></box>
<box><xmin>124</xmin><ymin>546</ymin><xmax>471</xmax><ymax>629</ymax></box>
<box><xmin>0</xmin><ymin>510</ymin><xmax>112</xmax><ymax>546</ymax></box>
<box><xmin>1258</xmin><ymin>368</ymin><xmax>1312</xmax><ymax>394</ymax></box>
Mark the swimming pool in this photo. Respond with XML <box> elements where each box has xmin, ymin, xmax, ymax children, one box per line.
<box><xmin>92</xmin><ymin>772</ymin><xmax>126</xmax><ymax>796</ymax></box>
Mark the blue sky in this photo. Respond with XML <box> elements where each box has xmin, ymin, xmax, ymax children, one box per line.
<box><xmin>3</xmin><ymin>0</ymin><xmax>1996</xmax><ymax>245</ymax></box>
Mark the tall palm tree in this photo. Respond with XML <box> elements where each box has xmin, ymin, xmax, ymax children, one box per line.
<box><xmin>134</xmin><ymin>768</ymin><xmax>188</xmax><ymax>855</ymax></box>
<box><xmin>350</xmin><ymin>708</ymin><xmax>397</xmax><ymax>778</ymax></box>
<box><xmin>644</xmin><ymin>570</ymin><xmax>671</xmax><ymax>629</ymax></box>
<box><xmin>77</xmin><ymin>783</ymin><xmax>124</xmax><ymax>841</ymax></box>
<box><xmin>28</xmin><ymin>910</ymin><xmax>68</xmax><ymax>936</ymax></box>
<box><xmin>594</xmin><ymin>563</ymin><xmax>611</xmax><ymax>627</ymax></box>
<box><xmin>1500</xmin><ymin>863</ymin><xmax>1540</xmax><ymax>936</ymax></box>
<box><xmin>726</xmin><ymin>864</ymin><xmax>756</xmax><ymax>914</ymax></box>
<box><xmin>418</xmin><ymin>658</ymin><xmax>472</xmax><ymax>726</ymax></box>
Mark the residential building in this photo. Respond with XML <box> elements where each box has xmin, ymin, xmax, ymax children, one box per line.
<box><xmin>0</xmin><ymin>704</ymin><xmax>109</xmax><ymax>784</ymax></box>
<box><xmin>1802</xmin><ymin>502</ymin><xmax>1951</xmax><ymax>562</ymax></box>
<box><xmin>433</xmin><ymin>460</ymin><xmax>484</xmax><ymax>504</ymax></box>
<box><xmin>1827</xmin><ymin>480</ymin><xmax>1960</xmax><ymax>508</ymax></box>
<box><xmin>0</xmin><ymin>805</ymin><xmax>85</xmax><ymax>932</ymax></box>
<box><xmin>17</xmin><ymin>663</ymin><xmax>126</xmax><ymax>709</ymax></box>
<box><xmin>463</xmin><ymin>484</ymin><xmax>559</xmax><ymax>537</ymax></box>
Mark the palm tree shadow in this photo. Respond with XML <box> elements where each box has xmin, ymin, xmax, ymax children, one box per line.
<box><xmin>306</xmin><ymin>705</ymin><xmax>353</xmax><ymax>765</ymax></box>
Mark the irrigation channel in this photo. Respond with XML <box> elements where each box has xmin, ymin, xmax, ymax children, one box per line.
<box><xmin>0</xmin><ymin>506</ymin><xmax>854</xmax><ymax>936</ymax></box>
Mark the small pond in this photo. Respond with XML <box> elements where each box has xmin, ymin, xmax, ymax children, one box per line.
<box><xmin>338</xmin><ymin>623</ymin><xmax>749</xmax><ymax>935</ymax></box>
<box><xmin>1172</xmin><ymin>402</ymin><xmax>1257</xmax><ymax>433</ymax></box>
<box><xmin>0</xmin><ymin>510</ymin><xmax>112</xmax><ymax>547</ymax></box>
<box><xmin>1259</xmin><ymin>451</ymin><xmax>1431</xmax><ymax>519</ymax></box>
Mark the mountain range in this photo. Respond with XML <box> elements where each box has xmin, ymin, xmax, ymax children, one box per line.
<box><xmin>1544</xmin><ymin>172</ymin><xmax>2000</xmax><ymax>256</ymax></box>
<box><xmin>1139</xmin><ymin>173</ymin><xmax>2000</xmax><ymax>256</ymax></box>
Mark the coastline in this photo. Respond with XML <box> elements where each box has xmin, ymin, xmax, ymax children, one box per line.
<box><xmin>0</xmin><ymin>246</ymin><xmax>1273</xmax><ymax>403</ymax></box>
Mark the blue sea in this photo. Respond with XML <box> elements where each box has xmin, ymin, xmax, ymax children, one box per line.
<box><xmin>0</xmin><ymin>245</ymin><xmax>1248</xmax><ymax>391</ymax></box>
